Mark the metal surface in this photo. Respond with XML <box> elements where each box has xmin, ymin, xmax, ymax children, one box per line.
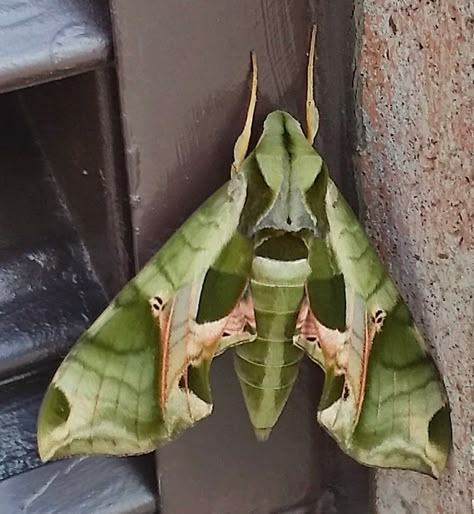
<box><xmin>0</xmin><ymin>70</ymin><xmax>135</xmax><ymax>489</ymax></box>
<box><xmin>0</xmin><ymin>91</ymin><xmax>106</xmax><ymax>382</ymax></box>
<box><xmin>0</xmin><ymin>0</ymin><xmax>112</xmax><ymax>94</ymax></box>
<box><xmin>355</xmin><ymin>1</ymin><xmax>473</xmax><ymax>513</ymax></box>
<box><xmin>110</xmin><ymin>1</ymin><xmax>368</xmax><ymax>512</ymax></box>
<box><xmin>0</xmin><ymin>450</ymin><xmax>157</xmax><ymax>514</ymax></box>
<box><xmin>0</xmin><ymin>70</ymin><xmax>157</xmax><ymax>509</ymax></box>
<box><xmin>20</xmin><ymin>70</ymin><xmax>133</xmax><ymax>297</ymax></box>
<box><xmin>0</xmin><ymin>1</ymin><xmax>157</xmax><ymax>511</ymax></box>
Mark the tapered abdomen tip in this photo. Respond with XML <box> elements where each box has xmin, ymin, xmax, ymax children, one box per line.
<box><xmin>254</xmin><ymin>427</ymin><xmax>272</xmax><ymax>442</ymax></box>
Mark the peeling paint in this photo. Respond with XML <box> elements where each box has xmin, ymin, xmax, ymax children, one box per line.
<box><xmin>355</xmin><ymin>1</ymin><xmax>473</xmax><ymax>513</ymax></box>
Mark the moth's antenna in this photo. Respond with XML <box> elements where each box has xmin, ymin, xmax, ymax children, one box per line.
<box><xmin>306</xmin><ymin>24</ymin><xmax>319</xmax><ymax>145</ymax></box>
<box><xmin>232</xmin><ymin>51</ymin><xmax>258</xmax><ymax>175</ymax></box>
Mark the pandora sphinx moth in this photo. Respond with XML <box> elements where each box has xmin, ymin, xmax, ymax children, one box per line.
<box><xmin>37</xmin><ymin>27</ymin><xmax>451</xmax><ymax>478</ymax></box>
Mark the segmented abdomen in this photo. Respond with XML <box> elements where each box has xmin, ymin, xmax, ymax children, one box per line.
<box><xmin>233</xmin><ymin>256</ymin><xmax>310</xmax><ymax>439</ymax></box>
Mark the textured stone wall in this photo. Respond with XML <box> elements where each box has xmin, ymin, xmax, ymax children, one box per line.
<box><xmin>355</xmin><ymin>1</ymin><xmax>473</xmax><ymax>513</ymax></box>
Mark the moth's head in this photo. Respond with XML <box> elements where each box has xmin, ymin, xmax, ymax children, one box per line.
<box><xmin>259</xmin><ymin>110</ymin><xmax>313</xmax><ymax>142</ymax></box>
<box><xmin>253</xmin><ymin>110</ymin><xmax>323</xmax><ymax>188</ymax></box>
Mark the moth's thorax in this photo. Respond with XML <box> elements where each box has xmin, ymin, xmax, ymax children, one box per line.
<box><xmin>239</xmin><ymin>110</ymin><xmax>323</xmax><ymax>234</ymax></box>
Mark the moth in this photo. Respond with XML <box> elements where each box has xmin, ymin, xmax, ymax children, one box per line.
<box><xmin>37</xmin><ymin>26</ymin><xmax>451</xmax><ymax>478</ymax></box>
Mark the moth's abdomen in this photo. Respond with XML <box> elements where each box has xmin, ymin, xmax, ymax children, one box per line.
<box><xmin>233</xmin><ymin>256</ymin><xmax>310</xmax><ymax>439</ymax></box>
<box><xmin>233</xmin><ymin>335</ymin><xmax>303</xmax><ymax>441</ymax></box>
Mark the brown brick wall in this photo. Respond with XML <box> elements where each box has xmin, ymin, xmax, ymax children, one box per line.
<box><xmin>355</xmin><ymin>2</ymin><xmax>473</xmax><ymax>513</ymax></box>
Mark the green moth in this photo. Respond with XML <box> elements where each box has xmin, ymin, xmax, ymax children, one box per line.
<box><xmin>37</xmin><ymin>27</ymin><xmax>451</xmax><ymax>478</ymax></box>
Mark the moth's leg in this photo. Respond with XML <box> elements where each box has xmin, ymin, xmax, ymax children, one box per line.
<box><xmin>306</xmin><ymin>25</ymin><xmax>319</xmax><ymax>145</ymax></box>
<box><xmin>231</xmin><ymin>51</ymin><xmax>258</xmax><ymax>175</ymax></box>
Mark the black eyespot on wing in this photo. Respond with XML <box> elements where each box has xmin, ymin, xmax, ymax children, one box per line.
<box><xmin>151</xmin><ymin>296</ymin><xmax>164</xmax><ymax>312</ymax></box>
<box><xmin>374</xmin><ymin>309</ymin><xmax>385</xmax><ymax>324</ymax></box>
